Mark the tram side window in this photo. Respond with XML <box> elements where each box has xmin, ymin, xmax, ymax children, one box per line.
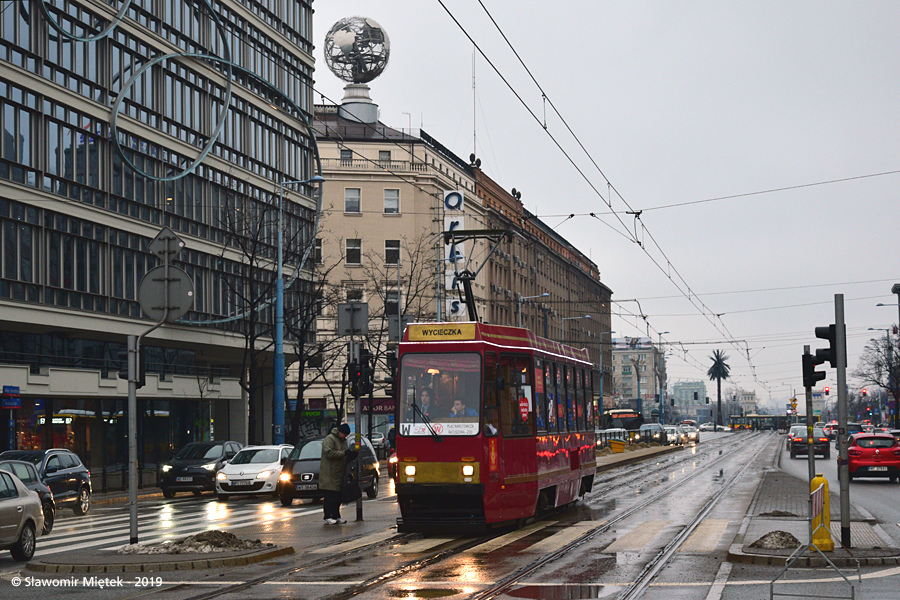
<box><xmin>483</xmin><ymin>352</ymin><xmax>499</xmax><ymax>436</ymax></box>
<box><xmin>544</xmin><ymin>364</ymin><xmax>556</xmax><ymax>433</ymax></box>
<box><xmin>498</xmin><ymin>354</ymin><xmax>534</xmax><ymax>437</ymax></box>
<box><xmin>573</xmin><ymin>367</ymin><xmax>582</xmax><ymax>430</ymax></box>
<box><xmin>565</xmin><ymin>366</ymin><xmax>575</xmax><ymax>430</ymax></box>
<box><xmin>555</xmin><ymin>363</ymin><xmax>567</xmax><ymax>432</ymax></box>
<box><xmin>535</xmin><ymin>358</ymin><xmax>546</xmax><ymax>432</ymax></box>
<box><xmin>576</xmin><ymin>368</ymin><xmax>586</xmax><ymax>431</ymax></box>
<box><xmin>586</xmin><ymin>370</ymin><xmax>595</xmax><ymax>429</ymax></box>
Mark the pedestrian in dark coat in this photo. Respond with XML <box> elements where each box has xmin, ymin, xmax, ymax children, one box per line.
<box><xmin>320</xmin><ymin>423</ymin><xmax>352</xmax><ymax>524</ymax></box>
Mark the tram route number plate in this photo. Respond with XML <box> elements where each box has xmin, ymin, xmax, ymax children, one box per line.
<box><xmin>869</xmin><ymin>466</ymin><xmax>887</xmax><ymax>471</ymax></box>
<box><xmin>296</xmin><ymin>484</ymin><xmax>317</xmax><ymax>490</ymax></box>
<box><xmin>230</xmin><ymin>480</ymin><xmax>253</xmax><ymax>486</ymax></box>
<box><xmin>175</xmin><ymin>477</ymin><xmax>193</xmax><ymax>482</ymax></box>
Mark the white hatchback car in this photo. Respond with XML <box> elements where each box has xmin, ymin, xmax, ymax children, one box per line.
<box><xmin>215</xmin><ymin>445</ymin><xmax>293</xmax><ymax>500</ymax></box>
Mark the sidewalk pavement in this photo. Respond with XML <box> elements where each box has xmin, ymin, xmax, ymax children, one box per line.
<box><xmin>727</xmin><ymin>454</ymin><xmax>900</xmax><ymax>567</ymax></box>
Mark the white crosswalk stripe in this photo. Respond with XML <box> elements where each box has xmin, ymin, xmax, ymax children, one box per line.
<box><xmin>33</xmin><ymin>500</ymin><xmax>317</xmax><ymax>558</ymax></box>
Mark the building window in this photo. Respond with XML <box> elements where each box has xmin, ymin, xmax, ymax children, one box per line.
<box><xmin>344</xmin><ymin>188</ymin><xmax>360</xmax><ymax>213</ymax></box>
<box><xmin>346</xmin><ymin>286</ymin><xmax>364</xmax><ymax>301</ymax></box>
<box><xmin>315</xmin><ymin>290</ymin><xmax>324</xmax><ymax>316</ymax></box>
<box><xmin>340</xmin><ymin>149</ymin><xmax>352</xmax><ymax>165</ymax></box>
<box><xmin>383</xmin><ymin>189</ymin><xmax>399</xmax><ymax>214</ymax></box>
<box><xmin>345</xmin><ymin>239</ymin><xmax>361</xmax><ymax>264</ymax></box>
<box><xmin>385</xmin><ymin>240</ymin><xmax>400</xmax><ymax>265</ymax></box>
<box><xmin>379</xmin><ymin>150</ymin><xmax>391</xmax><ymax>163</ymax></box>
<box><xmin>385</xmin><ymin>289</ymin><xmax>399</xmax><ymax>316</ymax></box>
<box><xmin>314</xmin><ymin>238</ymin><xmax>322</xmax><ymax>264</ymax></box>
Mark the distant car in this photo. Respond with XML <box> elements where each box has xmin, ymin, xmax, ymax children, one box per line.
<box><xmin>846</xmin><ymin>433</ymin><xmax>900</xmax><ymax>482</ymax></box>
<box><xmin>683</xmin><ymin>426</ymin><xmax>700</xmax><ymax>444</ymax></box>
<box><xmin>215</xmin><ymin>445</ymin><xmax>293</xmax><ymax>500</ymax></box>
<box><xmin>890</xmin><ymin>429</ymin><xmax>900</xmax><ymax>443</ymax></box>
<box><xmin>0</xmin><ymin>470</ymin><xmax>44</xmax><ymax>561</ymax></box>
<box><xmin>369</xmin><ymin>432</ymin><xmax>386</xmax><ymax>449</ymax></box>
<box><xmin>0</xmin><ymin>460</ymin><xmax>55</xmax><ymax>534</ymax></box>
<box><xmin>596</xmin><ymin>428</ymin><xmax>628</xmax><ymax>447</ymax></box>
<box><xmin>0</xmin><ymin>448</ymin><xmax>91</xmax><ymax>516</ymax></box>
<box><xmin>634</xmin><ymin>423</ymin><xmax>666</xmax><ymax>444</ymax></box>
<box><xmin>786</xmin><ymin>425</ymin><xmax>806</xmax><ymax>450</ymax></box>
<box><xmin>279</xmin><ymin>436</ymin><xmax>380</xmax><ymax>506</ymax></box>
<box><xmin>159</xmin><ymin>441</ymin><xmax>243</xmax><ymax>498</ymax></box>
<box><xmin>699</xmin><ymin>423</ymin><xmax>716</xmax><ymax>432</ymax></box>
<box><xmin>790</xmin><ymin>427</ymin><xmax>830</xmax><ymax>459</ymax></box>
<box><xmin>664</xmin><ymin>426</ymin><xmax>685</xmax><ymax>445</ymax></box>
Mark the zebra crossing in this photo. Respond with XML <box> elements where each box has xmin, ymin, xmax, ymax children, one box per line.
<box><xmin>31</xmin><ymin>499</ymin><xmax>320</xmax><ymax>559</ymax></box>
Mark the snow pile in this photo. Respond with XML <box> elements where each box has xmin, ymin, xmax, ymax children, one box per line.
<box><xmin>117</xmin><ymin>530</ymin><xmax>273</xmax><ymax>555</ymax></box>
<box><xmin>748</xmin><ymin>531</ymin><xmax>802</xmax><ymax>549</ymax></box>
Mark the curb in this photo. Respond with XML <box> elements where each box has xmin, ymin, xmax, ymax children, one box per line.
<box><xmin>24</xmin><ymin>545</ymin><xmax>295</xmax><ymax>573</ymax></box>
<box><xmin>596</xmin><ymin>445</ymin><xmax>683</xmax><ymax>473</ymax></box>
<box><xmin>726</xmin><ymin>543</ymin><xmax>900</xmax><ymax>567</ymax></box>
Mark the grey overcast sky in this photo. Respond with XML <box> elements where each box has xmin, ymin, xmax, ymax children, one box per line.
<box><xmin>312</xmin><ymin>1</ymin><xmax>900</xmax><ymax>408</ymax></box>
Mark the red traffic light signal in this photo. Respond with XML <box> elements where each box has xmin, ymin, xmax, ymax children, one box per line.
<box><xmin>824</xmin><ymin>386</ymin><xmax>829</xmax><ymax>396</ymax></box>
<box><xmin>862</xmin><ymin>388</ymin><xmax>867</xmax><ymax>397</ymax></box>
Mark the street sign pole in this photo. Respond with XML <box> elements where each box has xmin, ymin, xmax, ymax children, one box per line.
<box><xmin>127</xmin><ymin>333</ymin><xmax>138</xmax><ymax>545</ymax></box>
<box><xmin>835</xmin><ymin>294</ymin><xmax>850</xmax><ymax>548</ymax></box>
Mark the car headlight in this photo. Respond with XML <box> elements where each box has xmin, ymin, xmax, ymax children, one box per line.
<box><xmin>462</xmin><ymin>465</ymin><xmax>474</xmax><ymax>477</ymax></box>
<box><xmin>202</xmin><ymin>463</ymin><xmax>217</xmax><ymax>471</ymax></box>
<box><xmin>388</xmin><ymin>455</ymin><xmax>398</xmax><ymax>464</ymax></box>
<box><xmin>279</xmin><ymin>472</ymin><xmax>291</xmax><ymax>482</ymax></box>
<box><xmin>216</xmin><ymin>472</ymin><xmax>227</xmax><ymax>481</ymax></box>
<box><xmin>162</xmin><ymin>465</ymin><xmax>172</xmax><ymax>472</ymax></box>
<box><xmin>256</xmin><ymin>470</ymin><xmax>271</xmax><ymax>480</ymax></box>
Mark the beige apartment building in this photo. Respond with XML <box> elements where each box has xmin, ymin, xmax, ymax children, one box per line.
<box><xmin>294</xmin><ymin>95</ymin><xmax>613</xmax><ymax>432</ymax></box>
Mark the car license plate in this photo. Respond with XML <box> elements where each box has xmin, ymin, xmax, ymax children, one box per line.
<box><xmin>869</xmin><ymin>466</ymin><xmax>888</xmax><ymax>472</ymax></box>
<box><xmin>230</xmin><ymin>480</ymin><xmax>253</xmax><ymax>486</ymax></box>
<box><xmin>175</xmin><ymin>477</ymin><xmax>193</xmax><ymax>482</ymax></box>
<box><xmin>296</xmin><ymin>484</ymin><xmax>317</xmax><ymax>491</ymax></box>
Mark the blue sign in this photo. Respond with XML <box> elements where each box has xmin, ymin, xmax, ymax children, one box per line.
<box><xmin>1</xmin><ymin>386</ymin><xmax>20</xmax><ymax>409</ymax></box>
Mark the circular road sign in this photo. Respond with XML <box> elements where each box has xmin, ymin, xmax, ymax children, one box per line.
<box><xmin>138</xmin><ymin>265</ymin><xmax>195</xmax><ymax>322</ymax></box>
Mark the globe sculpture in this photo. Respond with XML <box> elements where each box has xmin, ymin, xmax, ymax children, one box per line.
<box><xmin>323</xmin><ymin>17</ymin><xmax>390</xmax><ymax>84</ymax></box>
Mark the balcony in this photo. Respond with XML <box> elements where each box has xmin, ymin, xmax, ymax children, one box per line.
<box><xmin>322</xmin><ymin>158</ymin><xmax>428</xmax><ymax>173</ymax></box>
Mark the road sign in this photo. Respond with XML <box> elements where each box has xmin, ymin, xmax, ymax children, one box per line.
<box><xmin>138</xmin><ymin>265</ymin><xmax>195</xmax><ymax>322</ymax></box>
<box><xmin>2</xmin><ymin>385</ymin><xmax>20</xmax><ymax>409</ymax></box>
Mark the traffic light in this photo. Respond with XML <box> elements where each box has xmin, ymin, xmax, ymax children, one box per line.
<box><xmin>116</xmin><ymin>345</ymin><xmax>146</xmax><ymax>389</ymax></box>
<box><xmin>358</xmin><ymin>348</ymin><xmax>374</xmax><ymax>396</ymax></box>
<box><xmin>824</xmin><ymin>386</ymin><xmax>829</xmax><ymax>396</ymax></box>
<box><xmin>862</xmin><ymin>388</ymin><xmax>867</xmax><ymax>397</ymax></box>
<box><xmin>814</xmin><ymin>324</ymin><xmax>841</xmax><ymax>368</ymax></box>
<box><xmin>383</xmin><ymin>350</ymin><xmax>397</xmax><ymax>399</ymax></box>
<box><xmin>348</xmin><ymin>361</ymin><xmax>361</xmax><ymax>393</ymax></box>
<box><xmin>802</xmin><ymin>352</ymin><xmax>826</xmax><ymax>389</ymax></box>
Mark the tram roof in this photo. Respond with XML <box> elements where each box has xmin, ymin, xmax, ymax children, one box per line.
<box><xmin>402</xmin><ymin>322</ymin><xmax>592</xmax><ymax>365</ymax></box>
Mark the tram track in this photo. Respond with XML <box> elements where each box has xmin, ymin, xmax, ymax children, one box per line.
<box><xmin>121</xmin><ymin>433</ymin><xmax>765</xmax><ymax>600</ymax></box>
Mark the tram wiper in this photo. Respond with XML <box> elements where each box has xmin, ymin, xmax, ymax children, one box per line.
<box><xmin>410</xmin><ymin>389</ymin><xmax>442</xmax><ymax>441</ymax></box>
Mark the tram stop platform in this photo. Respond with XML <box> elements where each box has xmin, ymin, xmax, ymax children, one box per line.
<box><xmin>727</xmin><ymin>468</ymin><xmax>900</xmax><ymax>567</ymax></box>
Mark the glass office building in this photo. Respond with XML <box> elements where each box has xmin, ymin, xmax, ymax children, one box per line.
<box><xmin>0</xmin><ymin>0</ymin><xmax>318</xmax><ymax>490</ymax></box>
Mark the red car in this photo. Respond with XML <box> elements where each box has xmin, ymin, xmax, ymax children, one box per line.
<box><xmin>846</xmin><ymin>433</ymin><xmax>900</xmax><ymax>482</ymax></box>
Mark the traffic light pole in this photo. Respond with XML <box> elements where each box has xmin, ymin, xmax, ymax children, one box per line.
<box><xmin>835</xmin><ymin>295</ymin><xmax>850</xmax><ymax>548</ymax></box>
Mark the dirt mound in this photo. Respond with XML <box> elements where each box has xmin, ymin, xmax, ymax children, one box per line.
<box><xmin>759</xmin><ymin>510</ymin><xmax>799</xmax><ymax>518</ymax></box>
<box><xmin>748</xmin><ymin>531</ymin><xmax>802</xmax><ymax>550</ymax></box>
<box><xmin>118</xmin><ymin>530</ymin><xmax>274</xmax><ymax>555</ymax></box>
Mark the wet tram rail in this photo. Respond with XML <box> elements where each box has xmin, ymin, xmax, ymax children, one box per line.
<box><xmin>137</xmin><ymin>433</ymin><xmax>764</xmax><ymax>600</ymax></box>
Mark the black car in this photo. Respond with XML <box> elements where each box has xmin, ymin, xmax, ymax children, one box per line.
<box><xmin>0</xmin><ymin>448</ymin><xmax>92</xmax><ymax>516</ymax></box>
<box><xmin>159</xmin><ymin>441</ymin><xmax>243</xmax><ymax>498</ymax></box>
<box><xmin>790</xmin><ymin>427</ymin><xmax>830</xmax><ymax>459</ymax></box>
<box><xmin>0</xmin><ymin>460</ymin><xmax>55</xmax><ymax>534</ymax></box>
<box><xmin>278</xmin><ymin>436</ymin><xmax>380</xmax><ymax>506</ymax></box>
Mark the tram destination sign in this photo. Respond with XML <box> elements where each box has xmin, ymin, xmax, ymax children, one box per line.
<box><xmin>408</xmin><ymin>323</ymin><xmax>476</xmax><ymax>342</ymax></box>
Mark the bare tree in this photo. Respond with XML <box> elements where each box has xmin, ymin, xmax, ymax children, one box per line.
<box><xmin>853</xmin><ymin>329</ymin><xmax>899</xmax><ymax>425</ymax></box>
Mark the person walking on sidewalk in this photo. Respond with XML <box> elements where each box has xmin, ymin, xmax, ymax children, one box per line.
<box><xmin>320</xmin><ymin>423</ymin><xmax>353</xmax><ymax>525</ymax></box>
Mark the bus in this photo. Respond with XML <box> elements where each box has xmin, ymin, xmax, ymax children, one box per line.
<box><xmin>599</xmin><ymin>409</ymin><xmax>644</xmax><ymax>431</ymax></box>
<box><xmin>394</xmin><ymin>321</ymin><xmax>597</xmax><ymax>533</ymax></box>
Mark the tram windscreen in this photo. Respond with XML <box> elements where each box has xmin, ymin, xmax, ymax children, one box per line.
<box><xmin>399</xmin><ymin>352</ymin><xmax>482</xmax><ymax>436</ymax></box>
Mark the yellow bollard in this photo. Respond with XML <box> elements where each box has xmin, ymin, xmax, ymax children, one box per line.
<box><xmin>811</xmin><ymin>473</ymin><xmax>834</xmax><ymax>552</ymax></box>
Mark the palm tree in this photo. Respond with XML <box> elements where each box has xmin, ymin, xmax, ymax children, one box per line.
<box><xmin>707</xmin><ymin>350</ymin><xmax>731</xmax><ymax>431</ymax></box>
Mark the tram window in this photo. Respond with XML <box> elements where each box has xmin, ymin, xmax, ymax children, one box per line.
<box><xmin>544</xmin><ymin>364</ymin><xmax>556</xmax><ymax>433</ymax></box>
<box><xmin>555</xmin><ymin>363</ymin><xmax>567</xmax><ymax>432</ymax></box>
<box><xmin>398</xmin><ymin>352</ymin><xmax>482</xmax><ymax>436</ymax></box>
<box><xmin>565</xmin><ymin>366</ymin><xmax>575</xmax><ymax>430</ymax></box>
<box><xmin>534</xmin><ymin>358</ymin><xmax>546</xmax><ymax>432</ymax></box>
<box><xmin>498</xmin><ymin>354</ymin><xmax>534</xmax><ymax>437</ymax></box>
<box><xmin>483</xmin><ymin>352</ymin><xmax>499</xmax><ymax>436</ymax></box>
<box><xmin>576</xmin><ymin>368</ymin><xmax>587</xmax><ymax>431</ymax></box>
<box><xmin>573</xmin><ymin>367</ymin><xmax>583</xmax><ymax>430</ymax></box>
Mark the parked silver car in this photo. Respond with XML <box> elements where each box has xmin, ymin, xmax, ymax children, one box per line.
<box><xmin>0</xmin><ymin>470</ymin><xmax>44</xmax><ymax>561</ymax></box>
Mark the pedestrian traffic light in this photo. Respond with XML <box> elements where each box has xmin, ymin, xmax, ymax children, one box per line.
<box><xmin>824</xmin><ymin>386</ymin><xmax>829</xmax><ymax>396</ymax></box>
<box><xmin>802</xmin><ymin>352</ymin><xmax>826</xmax><ymax>389</ymax></box>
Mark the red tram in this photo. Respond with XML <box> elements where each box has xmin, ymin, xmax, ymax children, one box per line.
<box><xmin>395</xmin><ymin>321</ymin><xmax>597</xmax><ymax>533</ymax></box>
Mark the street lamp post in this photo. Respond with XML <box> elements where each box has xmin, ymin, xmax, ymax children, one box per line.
<box><xmin>562</xmin><ymin>314</ymin><xmax>591</xmax><ymax>343</ymax></box>
<box><xmin>877</xmin><ymin>286</ymin><xmax>900</xmax><ymax>428</ymax></box>
<box><xmin>657</xmin><ymin>332</ymin><xmax>669</xmax><ymax>424</ymax></box>
<box><xmin>595</xmin><ymin>330</ymin><xmax>614</xmax><ymax>419</ymax></box>
<box><xmin>518</xmin><ymin>293</ymin><xmax>549</xmax><ymax>328</ymax></box>
<box><xmin>275</xmin><ymin>174</ymin><xmax>325</xmax><ymax>444</ymax></box>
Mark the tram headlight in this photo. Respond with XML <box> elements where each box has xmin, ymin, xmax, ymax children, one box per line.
<box><xmin>462</xmin><ymin>464</ymin><xmax>475</xmax><ymax>477</ymax></box>
<box><xmin>404</xmin><ymin>465</ymin><xmax>417</xmax><ymax>477</ymax></box>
